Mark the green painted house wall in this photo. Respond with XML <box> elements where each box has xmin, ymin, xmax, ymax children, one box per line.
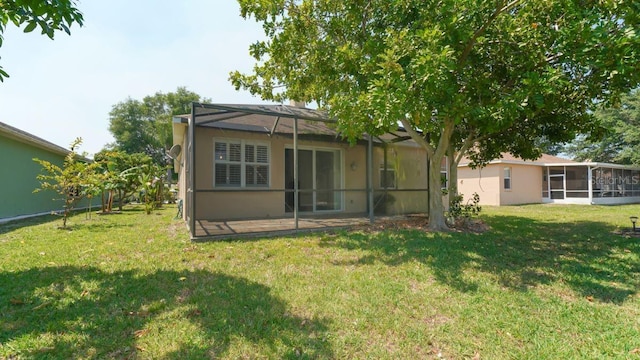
<box><xmin>0</xmin><ymin>134</ymin><xmax>70</xmax><ymax>220</ymax></box>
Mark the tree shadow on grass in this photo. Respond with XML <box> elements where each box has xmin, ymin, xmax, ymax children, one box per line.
<box><xmin>0</xmin><ymin>266</ymin><xmax>332</xmax><ymax>359</ymax></box>
<box><xmin>321</xmin><ymin>215</ymin><xmax>640</xmax><ymax>303</ymax></box>
<box><xmin>0</xmin><ymin>214</ymin><xmax>60</xmax><ymax>236</ymax></box>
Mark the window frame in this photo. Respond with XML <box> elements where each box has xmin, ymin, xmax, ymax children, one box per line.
<box><xmin>213</xmin><ymin>138</ymin><xmax>270</xmax><ymax>188</ymax></box>
<box><xmin>504</xmin><ymin>166</ymin><xmax>512</xmax><ymax>190</ymax></box>
<box><xmin>379</xmin><ymin>165</ymin><xmax>397</xmax><ymax>189</ymax></box>
<box><xmin>440</xmin><ymin>157</ymin><xmax>448</xmax><ymax>190</ymax></box>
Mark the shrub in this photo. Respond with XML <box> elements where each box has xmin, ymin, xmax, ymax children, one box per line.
<box><xmin>446</xmin><ymin>192</ymin><xmax>481</xmax><ymax>225</ymax></box>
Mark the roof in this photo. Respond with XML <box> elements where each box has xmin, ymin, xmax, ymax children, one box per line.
<box><xmin>459</xmin><ymin>152</ymin><xmax>640</xmax><ymax>170</ymax></box>
<box><xmin>459</xmin><ymin>153</ymin><xmax>576</xmax><ymax>167</ymax></box>
<box><xmin>175</xmin><ymin>102</ymin><xmax>418</xmax><ymax>145</ymax></box>
<box><xmin>193</xmin><ymin>103</ymin><xmax>335</xmax><ymax>124</ymax></box>
<box><xmin>0</xmin><ymin>121</ymin><xmax>70</xmax><ymax>156</ymax></box>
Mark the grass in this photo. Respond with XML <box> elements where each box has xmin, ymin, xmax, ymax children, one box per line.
<box><xmin>1</xmin><ymin>204</ymin><xmax>639</xmax><ymax>359</ymax></box>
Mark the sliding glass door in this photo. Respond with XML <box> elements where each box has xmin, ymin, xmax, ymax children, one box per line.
<box><xmin>285</xmin><ymin>148</ymin><xmax>342</xmax><ymax>212</ymax></box>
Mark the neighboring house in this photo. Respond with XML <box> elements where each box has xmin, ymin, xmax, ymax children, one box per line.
<box><xmin>0</xmin><ymin>121</ymin><xmax>74</xmax><ymax>223</ymax></box>
<box><xmin>458</xmin><ymin>153</ymin><xmax>640</xmax><ymax>206</ymax></box>
<box><xmin>172</xmin><ymin>102</ymin><xmax>441</xmax><ymax>237</ymax></box>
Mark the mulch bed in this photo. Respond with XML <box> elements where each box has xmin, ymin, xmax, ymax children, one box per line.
<box><xmin>357</xmin><ymin>215</ymin><xmax>490</xmax><ymax>234</ymax></box>
<box><xmin>613</xmin><ymin>229</ymin><xmax>640</xmax><ymax>237</ymax></box>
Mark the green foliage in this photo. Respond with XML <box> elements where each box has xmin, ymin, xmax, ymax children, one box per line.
<box><xmin>137</xmin><ymin>163</ymin><xmax>167</xmax><ymax>214</ymax></box>
<box><xmin>93</xmin><ymin>150</ymin><xmax>154</xmax><ymax>212</ymax></box>
<box><xmin>32</xmin><ymin>137</ymin><xmax>90</xmax><ymax>228</ymax></box>
<box><xmin>446</xmin><ymin>192</ymin><xmax>481</xmax><ymax>225</ymax></box>
<box><xmin>564</xmin><ymin>89</ymin><xmax>640</xmax><ymax>165</ymax></box>
<box><xmin>0</xmin><ymin>0</ymin><xmax>83</xmax><ymax>81</ymax></box>
<box><xmin>107</xmin><ymin>87</ymin><xmax>210</xmax><ymax>165</ymax></box>
<box><xmin>232</xmin><ymin>0</ymin><xmax>640</xmax><ymax>230</ymax></box>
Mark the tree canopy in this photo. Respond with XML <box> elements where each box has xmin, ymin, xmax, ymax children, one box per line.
<box><xmin>107</xmin><ymin>87</ymin><xmax>210</xmax><ymax>165</ymax></box>
<box><xmin>0</xmin><ymin>0</ymin><xmax>84</xmax><ymax>81</ymax></box>
<box><xmin>564</xmin><ymin>89</ymin><xmax>640</xmax><ymax>165</ymax></box>
<box><xmin>231</xmin><ymin>0</ymin><xmax>640</xmax><ymax>230</ymax></box>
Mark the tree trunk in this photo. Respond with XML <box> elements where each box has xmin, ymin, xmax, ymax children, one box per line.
<box><xmin>118</xmin><ymin>189</ymin><xmax>124</xmax><ymax>211</ymax></box>
<box><xmin>399</xmin><ymin>115</ymin><xmax>454</xmax><ymax>232</ymax></box>
<box><xmin>428</xmin><ymin>154</ymin><xmax>448</xmax><ymax>231</ymax></box>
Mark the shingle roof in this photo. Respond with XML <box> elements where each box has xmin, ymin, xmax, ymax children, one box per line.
<box><xmin>176</xmin><ymin>102</ymin><xmax>416</xmax><ymax>144</ymax></box>
<box><xmin>459</xmin><ymin>152</ymin><xmax>576</xmax><ymax>167</ymax></box>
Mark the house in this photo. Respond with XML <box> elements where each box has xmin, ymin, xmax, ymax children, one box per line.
<box><xmin>171</xmin><ymin>102</ymin><xmax>442</xmax><ymax>238</ymax></box>
<box><xmin>457</xmin><ymin>153</ymin><xmax>640</xmax><ymax>206</ymax></box>
<box><xmin>0</xmin><ymin>121</ymin><xmax>76</xmax><ymax>223</ymax></box>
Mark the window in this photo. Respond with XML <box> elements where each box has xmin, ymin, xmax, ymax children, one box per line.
<box><xmin>440</xmin><ymin>157</ymin><xmax>448</xmax><ymax>189</ymax></box>
<box><xmin>542</xmin><ymin>167</ymin><xmax>549</xmax><ymax>198</ymax></box>
<box><xmin>504</xmin><ymin>167</ymin><xmax>512</xmax><ymax>190</ymax></box>
<box><xmin>379</xmin><ymin>165</ymin><xmax>397</xmax><ymax>189</ymax></box>
<box><xmin>214</xmin><ymin>139</ymin><xmax>269</xmax><ymax>187</ymax></box>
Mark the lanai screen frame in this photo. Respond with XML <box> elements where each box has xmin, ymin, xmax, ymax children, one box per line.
<box><xmin>541</xmin><ymin>162</ymin><xmax>640</xmax><ymax>205</ymax></box>
<box><xmin>184</xmin><ymin>102</ymin><xmax>429</xmax><ymax>239</ymax></box>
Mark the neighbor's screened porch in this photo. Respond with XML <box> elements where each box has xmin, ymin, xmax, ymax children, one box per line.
<box><xmin>542</xmin><ymin>164</ymin><xmax>640</xmax><ymax>205</ymax></box>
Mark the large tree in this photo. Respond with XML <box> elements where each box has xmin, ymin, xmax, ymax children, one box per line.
<box><xmin>563</xmin><ymin>89</ymin><xmax>640</xmax><ymax>165</ymax></box>
<box><xmin>231</xmin><ymin>0</ymin><xmax>640</xmax><ymax>231</ymax></box>
<box><xmin>0</xmin><ymin>0</ymin><xmax>84</xmax><ymax>81</ymax></box>
<box><xmin>108</xmin><ymin>87</ymin><xmax>210</xmax><ymax>165</ymax></box>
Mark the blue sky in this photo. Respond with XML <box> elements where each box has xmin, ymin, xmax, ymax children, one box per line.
<box><xmin>0</xmin><ymin>1</ymin><xmax>273</xmax><ymax>155</ymax></box>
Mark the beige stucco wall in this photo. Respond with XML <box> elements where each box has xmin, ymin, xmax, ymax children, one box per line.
<box><xmin>179</xmin><ymin>125</ymin><xmax>435</xmax><ymax>220</ymax></box>
<box><xmin>373</xmin><ymin>144</ymin><xmax>429</xmax><ymax>214</ymax></box>
<box><xmin>458</xmin><ymin>163</ymin><xmax>542</xmax><ymax>206</ymax></box>
<box><xmin>458</xmin><ymin>165</ymin><xmax>500</xmax><ymax>205</ymax></box>
<box><xmin>500</xmin><ymin>164</ymin><xmax>542</xmax><ymax>205</ymax></box>
<box><xmin>193</xmin><ymin>127</ymin><xmax>370</xmax><ymax>220</ymax></box>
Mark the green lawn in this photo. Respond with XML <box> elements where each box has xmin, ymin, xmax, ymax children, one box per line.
<box><xmin>1</xmin><ymin>204</ymin><xmax>639</xmax><ymax>359</ymax></box>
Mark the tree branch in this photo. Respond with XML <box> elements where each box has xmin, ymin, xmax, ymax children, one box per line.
<box><xmin>400</xmin><ymin>116</ymin><xmax>434</xmax><ymax>156</ymax></box>
<box><xmin>458</xmin><ymin>0</ymin><xmax>523</xmax><ymax>67</ymax></box>
<box><xmin>455</xmin><ymin>132</ymin><xmax>478</xmax><ymax>165</ymax></box>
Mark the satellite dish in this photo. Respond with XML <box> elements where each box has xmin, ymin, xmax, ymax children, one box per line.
<box><xmin>168</xmin><ymin>144</ymin><xmax>182</xmax><ymax>159</ymax></box>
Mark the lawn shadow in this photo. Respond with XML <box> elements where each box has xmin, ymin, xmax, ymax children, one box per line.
<box><xmin>1</xmin><ymin>266</ymin><xmax>332</xmax><ymax>359</ymax></box>
<box><xmin>321</xmin><ymin>215</ymin><xmax>640</xmax><ymax>303</ymax></box>
<box><xmin>0</xmin><ymin>214</ymin><xmax>60</xmax><ymax>236</ymax></box>
<box><xmin>0</xmin><ymin>206</ymin><xmax>122</xmax><ymax>236</ymax></box>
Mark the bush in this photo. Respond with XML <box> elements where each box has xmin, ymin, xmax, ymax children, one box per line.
<box><xmin>446</xmin><ymin>192</ymin><xmax>481</xmax><ymax>225</ymax></box>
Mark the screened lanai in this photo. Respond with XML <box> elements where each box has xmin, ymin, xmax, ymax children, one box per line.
<box><xmin>542</xmin><ymin>163</ymin><xmax>640</xmax><ymax>205</ymax></box>
<box><xmin>172</xmin><ymin>102</ymin><xmax>432</xmax><ymax>239</ymax></box>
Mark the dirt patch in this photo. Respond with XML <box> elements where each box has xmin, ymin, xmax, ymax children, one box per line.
<box><xmin>613</xmin><ymin>229</ymin><xmax>640</xmax><ymax>238</ymax></box>
<box><xmin>356</xmin><ymin>215</ymin><xmax>490</xmax><ymax>234</ymax></box>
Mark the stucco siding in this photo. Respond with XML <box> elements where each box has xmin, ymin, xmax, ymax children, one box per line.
<box><xmin>458</xmin><ymin>165</ymin><xmax>501</xmax><ymax>206</ymax></box>
<box><xmin>500</xmin><ymin>164</ymin><xmax>542</xmax><ymax>205</ymax></box>
<box><xmin>193</xmin><ymin>127</ymin><xmax>371</xmax><ymax>220</ymax></box>
<box><xmin>373</xmin><ymin>145</ymin><xmax>429</xmax><ymax>214</ymax></box>
<box><xmin>458</xmin><ymin>163</ymin><xmax>543</xmax><ymax>205</ymax></box>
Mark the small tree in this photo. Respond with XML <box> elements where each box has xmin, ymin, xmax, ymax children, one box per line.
<box><xmin>33</xmin><ymin>138</ymin><xmax>90</xmax><ymax>228</ymax></box>
<box><xmin>138</xmin><ymin>163</ymin><xmax>166</xmax><ymax>214</ymax></box>
<box><xmin>93</xmin><ymin>150</ymin><xmax>153</xmax><ymax>212</ymax></box>
<box><xmin>80</xmin><ymin>161</ymin><xmax>103</xmax><ymax>219</ymax></box>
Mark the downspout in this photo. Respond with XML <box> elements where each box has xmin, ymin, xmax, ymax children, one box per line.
<box><xmin>293</xmin><ymin>117</ymin><xmax>299</xmax><ymax>230</ymax></box>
